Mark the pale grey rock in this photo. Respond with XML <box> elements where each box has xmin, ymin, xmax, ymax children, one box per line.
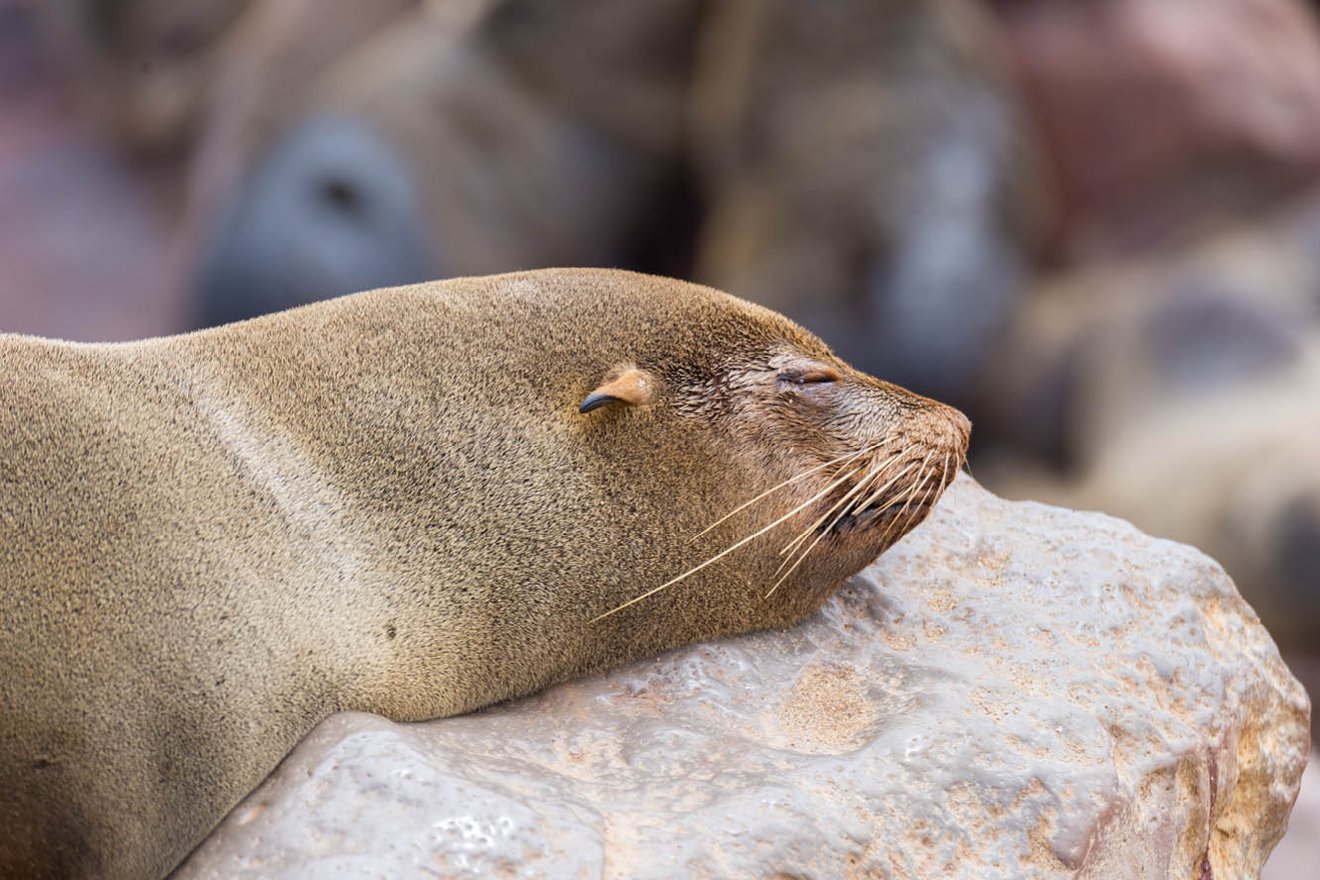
<box><xmin>1263</xmin><ymin>753</ymin><xmax>1320</xmax><ymax>880</ymax></box>
<box><xmin>178</xmin><ymin>477</ymin><xmax>1310</xmax><ymax>879</ymax></box>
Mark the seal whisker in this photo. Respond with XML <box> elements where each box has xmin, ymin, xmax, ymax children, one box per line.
<box><xmin>905</xmin><ymin>452</ymin><xmax>946</xmax><ymax>528</ymax></box>
<box><xmin>776</xmin><ymin>451</ymin><xmax>903</xmax><ymax>561</ymax></box>
<box><xmin>903</xmin><ymin>462</ymin><xmax>937</xmax><ymax>531</ymax></box>
<box><xmin>774</xmin><ymin>461</ymin><xmax>883</xmax><ymax>572</ymax></box>
<box><xmin>874</xmin><ymin>450</ymin><xmax>937</xmax><ymax>548</ymax></box>
<box><xmin>765</xmin><ymin>535</ymin><xmax>824</xmax><ymax>598</ymax></box>
<box><xmin>768</xmin><ymin>453</ymin><xmax>907</xmax><ymax>596</ymax></box>
<box><xmin>767</xmin><ymin>449</ymin><xmax>934</xmax><ymax>599</ymax></box>
<box><xmin>766</xmin><ymin>510</ymin><xmax>840</xmax><ymax>599</ymax></box>
<box><xmin>589</xmin><ymin>463</ymin><xmax>865</xmax><ymax>623</ymax></box>
<box><xmin>692</xmin><ymin>442</ymin><xmax>883</xmax><ymax>540</ymax></box>
<box><xmin>853</xmin><ymin>452</ymin><xmax>922</xmax><ymax>514</ymax></box>
<box><xmin>770</xmin><ymin>453</ymin><xmax>908</xmax><ymax>564</ymax></box>
<box><xmin>839</xmin><ymin>456</ymin><xmax>924</xmax><ymax>530</ymax></box>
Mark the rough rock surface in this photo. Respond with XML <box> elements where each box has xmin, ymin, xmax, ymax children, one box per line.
<box><xmin>1263</xmin><ymin>753</ymin><xmax>1319</xmax><ymax>880</ymax></box>
<box><xmin>179</xmin><ymin>478</ymin><xmax>1310</xmax><ymax>879</ymax></box>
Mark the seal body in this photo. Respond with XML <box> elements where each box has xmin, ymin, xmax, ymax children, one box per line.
<box><xmin>0</xmin><ymin>268</ymin><xmax>968</xmax><ymax>878</ymax></box>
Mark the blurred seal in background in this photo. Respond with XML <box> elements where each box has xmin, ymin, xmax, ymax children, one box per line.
<box><xmin>186</xmin><ymin>0</ymin><xmax>701</xmax><ymax>326</ymax></box>
<box><xmin>36</xmin><ymin>0</ymin><xmax>254</xmax><ymax>159</ymax></box>
<box><xmin>177</xmin><ymin>0</ymin><xmax>1035</xmax><ymax>417</ymax></box>
<box><xmin>986</xmin><ymin>204</ymin><xmax>1320</xmax><ymax>646</ymax></box>
<box><xmin>689</xmin><ymin>0</ymin><xmax>1038</xmax><ymax>412</ymax></box>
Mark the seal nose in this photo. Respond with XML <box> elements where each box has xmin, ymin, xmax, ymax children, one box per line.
<box><xmin>923</xmin><ymin>401</ymin><xmax>971</xmax><ymax>458</ymax></box>
<box><xmin>889</xmin><ymin>398</ymin><xmax>971</xmax><ymax>475</ymax></box>
<box><xmin>949</xmin><ymin>407</ymin><xmax>972</xmax><ymax>452</ymax></box>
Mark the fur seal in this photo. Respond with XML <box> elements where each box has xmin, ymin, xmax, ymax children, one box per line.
<box><xmin>0</xmin><ymin>268</ymin><xmax>969</xmax><ymax>879</ymax></box>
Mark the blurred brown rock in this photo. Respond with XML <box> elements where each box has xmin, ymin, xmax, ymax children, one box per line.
<box><xmin>987</xmin><ymin>0</ymin><xmax>1320</xmax><ymax>261</ymax></box>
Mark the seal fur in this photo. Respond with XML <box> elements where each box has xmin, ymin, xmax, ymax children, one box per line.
<box><xmin>0</xmin><ymin>268</ymin><xmax>968</xmax><ymax>878</ymax></box>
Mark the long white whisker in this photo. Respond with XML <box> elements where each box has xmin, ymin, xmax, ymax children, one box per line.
<box><xmin>772</xmin><ymin>462</ymin><xmax>875</xmax><ymax>575</ymax></box>
<box><xmin>770</xmin><ymin>453</ymin><xmax>927</xmax><ymax>597</ymax></box>
<box><xmin>777</xmin><ymin>457</ymin><xmax>891</xmax><ymax>560</ymax></box>
<box><xmin>765</xmin><ymin>521</ymin><xmax>833</xmax><ymax>599</ymax></box>
<box><xmin>771</xmin><ymin>445</ymin><xmax>959</xmax><ymax>603</ymax></box>
<box><xmin>771</xmin><ymin>451</ymin><xmax>919</xmax><ymax>592</ymax></box>
<box><xmin>589</xmin><ymin>464</ymin><xmax>865</xmax><ymax>623</ymax></box>
<box><xmin>692</xmin><ymin>443</ymin><xmax>881</xmax><ymax>540</ymax></box>
<box><xmin>778</xmin><ymin>455</ymin><xmax>918</xmax><ymax>573</ymax></box>
<box><xmin>877</xmin><ymin>452</ymin><xmax>936</xmax><ymax>547</ymax></box>
<box><xmin>849</xmin><ymin>458</ymin><xmax>923</xmax><ymax>521</ymax></box>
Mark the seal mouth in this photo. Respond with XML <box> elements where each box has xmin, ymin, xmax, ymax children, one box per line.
<box><xmin>811</xmin><ymin>441</ymin><xmax>959</xmax><ymax>542</ymax></box>
<box><xmin>831</xmin><ymin>499</ymin><xmax>931</xmax><ymax>536</ymax></box>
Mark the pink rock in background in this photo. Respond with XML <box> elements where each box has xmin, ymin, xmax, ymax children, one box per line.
<box><xmin>0</xmin><ymin>0</ymin><xmax>179</xmax><ymax>342</ymax></box>
<box><xmin>988</xmin><ymin>0</ymin><xmax>1320</xmax><ymax>260</ymax></box>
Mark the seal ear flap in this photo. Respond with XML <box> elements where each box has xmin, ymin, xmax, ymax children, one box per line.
<box><xmin>579</xmin><ymin>367</ymin><xmax>655</xmax><ymax>414</ymax></box>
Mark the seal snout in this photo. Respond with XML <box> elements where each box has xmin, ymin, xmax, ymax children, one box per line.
<box><xmin>948</xmin><ymin>406</ymin><xmax>972</xmax><ymax>453</ymax></box>
<box><xmin>819</xmin><ymin>394</ymin><xmax>969</xmax><ymax>543</ymax></box>
<box><xmin>896</xmin><ymin>397</ymin><xmax>972</xmax><ymax>467</ymax></box>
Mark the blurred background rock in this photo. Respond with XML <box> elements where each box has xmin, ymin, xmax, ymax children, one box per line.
<box><xmin>0</xmin><ymin>0</ymin><xmax>1315</xmax><ymax>872</ymax></box>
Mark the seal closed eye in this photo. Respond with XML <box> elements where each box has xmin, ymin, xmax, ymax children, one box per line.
<box><xmin>0</xmin><ymin>268</ymin><xmax>968</xmax><ymax>879</ymax></box>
